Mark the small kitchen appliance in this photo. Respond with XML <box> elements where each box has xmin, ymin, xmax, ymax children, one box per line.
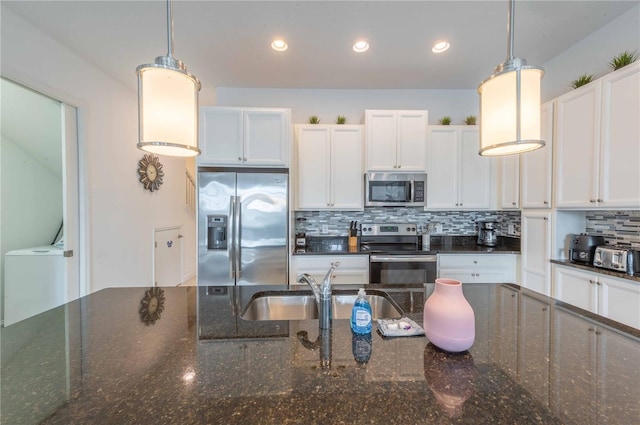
<box><xmin>364</xmin><ymin>173</ymin><xmax>427</xmax><ymax>207</ymax></box>
<box><xmin>568</xmin><ymin>233</ymin><xmax>605</xmax><ymax>264</ymax></box>
<box><xmin>593</xmin><ymin>246</ymin><xmax>640</xmax><ymax>276</ymax></box>
<box><xmin>477</xmin><ymin>221</ymin><xmax>498</xmax><ymax>247</ymax></box>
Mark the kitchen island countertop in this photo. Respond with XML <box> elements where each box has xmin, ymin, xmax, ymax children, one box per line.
<box><xmin>2</xmin><ymin>283</ymin><xmax>638</xmax><ymax>425</ymax></box>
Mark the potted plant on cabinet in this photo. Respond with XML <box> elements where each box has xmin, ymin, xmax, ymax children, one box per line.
<box><xmin>609</xmin><ymin>50</ymin><xmax>638</xmax><ymax>71</ymax></box>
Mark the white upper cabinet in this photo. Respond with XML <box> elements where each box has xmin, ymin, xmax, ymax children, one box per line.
<box><xmin>427</xmin><ymin>126</ymin><xmax>492</xmax><ymax>209</ymax></box>
<box><xmin>365</xmin><ymin>110</ymin><xmax>428</xmax><ymax>171</ymax></box>
<box><xmin>296</xmin><ymin>124</ymin><xmax>363</xmax><ymax>210</ymax></box>
<box><xmin>521</xmin><ymin>101</ymin><xmax>553</xmax><ymax>208</ymax></box>
<box><xmin>199</xmin><ymin>107</ymin><xmax>290</xmax><ymax>167</ymax></box>
<box><xmin>499</xmin><ymin>154</ymin><xmax>520</xmax><ymax>209</ymax></box>
<box><xmin>555</xmin><ymin>62</ymin><xmax>640</xmax><ymax>208</ymax></box>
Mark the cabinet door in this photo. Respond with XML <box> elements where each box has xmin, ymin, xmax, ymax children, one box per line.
<box><xmin>243</xmin><ymin>109</ymin><xmax>288</xmax><ymax>166</ymax></box>
<box><xmin>459</xmin><ymin>127</ymin><xmax>491</xmax><ymax>209</ymax></box>
<box><xmin>395</xmin><ymin>110</ymin><xmax>427</xmax><ymax>171</ymax></box>
<box><xmin>427</xmin><ymin>127</ymin><xmax>459</xmax><ymax>209</ymax></box>
<box><xmin>365</xmin><ymin>110</ymin><xmax>397</xmax><ymax>171</ymax></box>
<box><xmin>330</xmin><ymin>126</ymin><xmax>364</xmax><ymax>210</ymax></box>
<box><xmin>597</xmin><ymin>274</ymin><xmax>640</xmax><ymax>329</ymax></box>
<box><xmin>555</xmin><ymin>84</ymin><xmax>601</xmax><ymax>208</ymax></box>
<box><xmin>296</xmin><ymin>125</ymin><xmax>331</xmax><ymax>209</ymax></box>
<box><xmin>518</xmin><ymin>294</ymin><xmax>551</xmax><ymax>408</ymax></box>
<box><xmin>199</xmin><ymin>107</ymin><xmax>244</xmax><ymax>165</ymax></box>
<box><xmin>521</xmin><ymin>212</ymin><xmax>551</xmax><ymax>296</ymax></box>
<box><xmin>552</xmin><ymin>265</ymin><xmax>597</xmax><ymax>313</ymax></box>
<box><xmin>521</xmin><ymin>102</ymin><xmax>553</xmax><ymax>208</ymax></box>
<box><xmin>427</xmin><ymin>126</ymin><xmax>459</xmax><ymax>209</ymax></box>
<box><xmin>499</xmin><ymin>155</ymin><xmax>520</xmax><ymax>209</ymax></box>
<box><xmin>599</xmin><ymin>62</ymin><xmax>640</xmax><ymax>208</ymax></box>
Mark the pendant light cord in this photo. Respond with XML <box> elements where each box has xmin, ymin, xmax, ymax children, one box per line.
<box><xmin>166</xmin><ymin>0</ymin><xmax>174</xmax><ymax>59</ymax></box>
<box><xmin>506</xmin><ymin>0</ymin><xmax>515</xmax><ymax>61</ymax></box>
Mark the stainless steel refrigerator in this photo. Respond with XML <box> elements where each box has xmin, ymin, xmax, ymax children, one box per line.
<box><xmin>198</xmin><ymin>169</ymin><xmax>288</xmax><ymax>286</ymax></box>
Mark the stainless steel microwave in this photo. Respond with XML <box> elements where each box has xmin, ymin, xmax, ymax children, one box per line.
<box><xmin>364</xmin><ymin>172</ymin><xmax>427</xmax><ymax>207</ymax></box>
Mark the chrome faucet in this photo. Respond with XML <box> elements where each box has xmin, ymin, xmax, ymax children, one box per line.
<box><xmin>296</xmin><ymin>261</ymin><xmax>340</xmax><ymax>330</ymax></box>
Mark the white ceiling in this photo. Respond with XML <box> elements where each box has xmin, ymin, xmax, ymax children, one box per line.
<box><xmin>3</xmin><ymin>0</ymin><xmax>638</xmax><ymax>98</ymax></box>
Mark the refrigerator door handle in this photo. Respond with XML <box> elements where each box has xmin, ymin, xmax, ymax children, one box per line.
<box><xmin>229</xmin><ymin>196</ymin><xmax>236</xmax><ymax>279</ymax></box>
<box><xmin>237</xmin><ymin>201</ymin><xmax>242</xmax><ymax>277</ymax></box>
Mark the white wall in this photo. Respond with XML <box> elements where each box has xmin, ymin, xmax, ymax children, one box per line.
<box><xmin>1</xmin><ymin>8</ymin><xmax>196</xmax><ymax>293</ymax></box>
<box><xmin>541</xmin><ymin>4</ymin><xmax>640</xmax><ymax>102</ymax></box>
<box><xmin>215</xmin><ymin>88</ymin><xmax>478</xmax><ymax>125</ymax></box>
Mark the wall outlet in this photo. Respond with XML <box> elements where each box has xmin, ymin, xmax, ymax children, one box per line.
<box><xmin>321</xmin><ymin>224</ymin><xmax>329</xmax><ymax>234</ymax></box>
<box><xmin>508</xmin><ymin>224</ymin><xmax>515</xmax><ymax>235</ymax></box>
<box><xmin>435</xmin><ymin>224</ymin><xmax>443</xmax><ymax>234</ymax></box>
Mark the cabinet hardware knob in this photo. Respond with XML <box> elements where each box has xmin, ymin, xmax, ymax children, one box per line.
<box><xmin>595</xmin><ymin>331</ymin><xmax>601</xmax><ymax>335</ymax></box>
<box><xmin>590</xmin><ymin>199</ymin><xmax>596</xmax><ymax>203</ymax></box>
<box><xmin>243</xmin><ymin>157</ymin><xmax>247</xmax><ymax>162</ymax></box>
<box><xmin>512</xmin><ymin>202</ymin><xmax>516</xmax><ymax>206</ymax></box>
<box><xmin>596</xmin><ymin>281</ymin><xmax>601</xmax><ymax>286</ymax></box>
<box><xmin>460</xmin><ymin>203</ymin><xmax>463</xmax><ymax>206</ymax></box>
<box><xmin>597</xmin><ymin>199</ymin><xmax>603</xmax><ymax>203</ymax></box>
<box><xmin>473</xmin><ymin>261</ymin><xmax>478</xmax><ymax>264</ymax></box>
<box><xmin>543</xmin><ymin>217</ymin><xmax>548</xmax><ymax>221</ymax></box>
<box><xmin>543</xmin><ymin>201</ymin><xmax>549</xmax><ymax>205</ymax></box>
<box><xmin>397</xmin><ymin>165</ymin><xmax>401</xmax><ymax>168</ymax></box>
<box><xmin>542</xmin><ymin>307</ymin><xmax>547</xmax><ymax>311</ymax></box>
<box><xmin>589</xmin><ymin>280</ymin><xmax>595</xmax><ymax>284</ymax></box>
<box><xmin>238</xmin><ymin>157</ymin><xmax>243</xmax><ymax>161</ymax></box>
<box><xmin>588</xmin><ymin>327</ymin><xmax>595</xmax><ymax>332</ymax></box>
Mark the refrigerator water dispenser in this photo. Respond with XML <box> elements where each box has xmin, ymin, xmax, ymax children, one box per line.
<box><xmin>207</xmin><ymin>215</ymin><xmax>227</xmax><ymax>250</ymax></box>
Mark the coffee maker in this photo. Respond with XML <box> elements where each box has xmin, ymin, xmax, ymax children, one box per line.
<box><xmin>477</xmin><ymin>221</ymin><xmax>498</xmax><ymax>247</ymax></box>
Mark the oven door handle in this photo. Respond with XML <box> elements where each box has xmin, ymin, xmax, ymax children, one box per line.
<box><xmin>370</xmin><ymin>255</ymin><xmax>437</xmax><ymax>263</ymax></box>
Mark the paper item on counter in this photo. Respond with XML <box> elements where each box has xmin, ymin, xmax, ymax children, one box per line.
<box><xmin>377</xmin><ymin>317</ymin><xmax>425</xmax><ymax>337</ymax></box>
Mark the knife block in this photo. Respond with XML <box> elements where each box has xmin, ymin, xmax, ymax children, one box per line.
<box><xmin>348</xmin><ymin>236</ymin><xmax>358</xmax><ymax>247</ymax></box>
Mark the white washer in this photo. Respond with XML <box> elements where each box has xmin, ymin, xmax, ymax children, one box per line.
<box><xmin>4</xmin><ymin>246</ymin><xmax>64</xmax><ymax>326</ymax></box>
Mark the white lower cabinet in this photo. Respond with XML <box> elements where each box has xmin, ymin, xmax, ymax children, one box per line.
<box><xmin>552</xmin><ymin>264</ymin><xmax>640</xmax><ymax>329</ymax></box>
<box><xmin>290</xmin><ymin>255</ymin><xmax>369</xmax><ymax>286</ymax></box>
<box><xmin>437</xmin><ymin>254</ymin><xmax>517</xmax><ymax>284</ymax></box>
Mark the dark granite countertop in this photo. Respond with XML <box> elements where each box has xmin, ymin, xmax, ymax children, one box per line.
<box><xmin>2</xmin><ymin>283</ymin><xmax>638</xmax><ymax>425</ymax></box>
<box><xmin>551</xmin><ymin>259</ymin><xmax>640</xmax><ymax>283</ymax></box>
<box><xmin>294</xmin><ymin>235</ymin><xmax>521</xmax><ymax>255</ymax></box>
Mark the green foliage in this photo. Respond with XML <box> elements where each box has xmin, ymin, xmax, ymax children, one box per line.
<box><xmin>571</xmin><ymin>74</ymin><xmax>595</xmax><ymax>89</ymax></box>
<box><xmin>336</xmin><ymin>115</ymin><xmax>347</xmax><ymax>125</ymax></box>
<box><xmin>439</xmin><ymin>116</ymin><xmax>452</xmax><ymax>125</ymax></box>
<box><xmin>308</xmin><ymin>115</ymin><xmax>320</xmax><ymax>124</ymax></box>
<box><xmin>464</xmin><ymin>115</ymin><xmax>477</xmax><ymax>125</ymax></box>
<box><xmin>609</xmin><ymin>50</ymin><xmax>639</xmax><ymax>70</ymax></box>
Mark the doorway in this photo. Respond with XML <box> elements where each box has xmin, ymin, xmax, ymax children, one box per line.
<box><xmin>0</xmin><ymin>77</ymin><xmax>80</xmax><ymax>325</ymax></box>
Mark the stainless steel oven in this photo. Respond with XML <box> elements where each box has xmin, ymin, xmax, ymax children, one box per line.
<box><xmin>369</xmin><ymin>254</ymin><xmax>437</xmax><ymax>284</ymax></box>
<box><xmin>361</xmin><ymin>223</ymin><xmax>437</xmax><ymax>285</ymax></box>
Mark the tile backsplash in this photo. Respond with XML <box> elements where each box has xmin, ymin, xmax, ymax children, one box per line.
<box><xmin>295</xmin><ymin>208</ymin><xmax>521</xmax><ymax>236</ymax></box>
<box><xmin>586</xmin><ymin>210</ymin><xmax>640</xmax><ymax>249</ymax></box>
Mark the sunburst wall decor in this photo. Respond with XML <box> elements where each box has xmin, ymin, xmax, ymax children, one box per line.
<box><xmin>138</xmin><ymin>153</ymin><xmax>164</xmax><ymax>192</ymax></box>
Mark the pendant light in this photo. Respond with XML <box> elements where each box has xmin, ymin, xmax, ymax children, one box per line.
<box><xmin>137</xmin><ymin>0</ymin><xmax>200</xmax><ymax>157</ymax></box>
<box><xmin>477</xmin><ymin>0</ymin><xmax>544</xmax><ymax>156</ymax></box>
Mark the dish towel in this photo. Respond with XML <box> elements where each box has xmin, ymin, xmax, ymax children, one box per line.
<box><xmin>377</xmin><ymin>317</ymin><xmax>425</xmax><ymax>337</ymax></box>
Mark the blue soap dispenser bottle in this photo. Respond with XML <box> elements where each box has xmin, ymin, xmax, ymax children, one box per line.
<box><xmin>351</xmin><ymin>288</ymin><xmax>372</xmax><ymax>334</ymax></box>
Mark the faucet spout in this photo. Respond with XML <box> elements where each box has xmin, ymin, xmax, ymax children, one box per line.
<box><xmin>296</xmin><ymin>261</ymin><xmax>340</xmax><ymax>330</ymax></box>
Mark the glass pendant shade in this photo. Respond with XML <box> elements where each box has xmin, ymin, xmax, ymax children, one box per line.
<box><xmin>478</xmin><ymin>65</ymin><xmax>544</xmax><ymax>156</ymax></box>
<box><xmin>137</xmin><ymin>65</ymin><xmax>200</xmax><ymax>157</ymax></box>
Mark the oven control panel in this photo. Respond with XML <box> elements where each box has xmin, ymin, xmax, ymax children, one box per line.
<box><xmin>361</xmin><ymin>223</ymin><xmax>417</xmax><ymax>236</ymax></box>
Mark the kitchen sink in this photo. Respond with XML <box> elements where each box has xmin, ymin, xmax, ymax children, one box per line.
<box><xmin>240</xmin><ymin>289</ymin><xmax>403</xmax><ymax>321</ymax></box>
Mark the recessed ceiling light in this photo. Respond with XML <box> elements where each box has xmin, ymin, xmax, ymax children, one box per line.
<box><xmin>353</xmin><ymin>40</ymin><xmax>369</xmax><ymax>53</ymax></box>
<box><xmin>432</xmin><ymin>41</ymin><xmax>450</xmax><ymax>53</ymax></box>
<box><xmin>271</xmin><ymin>39</ymin><xmax>288</xmax><ymax>52</ymax></box>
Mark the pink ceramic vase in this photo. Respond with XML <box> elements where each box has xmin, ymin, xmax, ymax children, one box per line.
<box><xmin>423</xmin><ymin>278</ymin><xmax>475</xmax><ymax>352</ymax></box>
